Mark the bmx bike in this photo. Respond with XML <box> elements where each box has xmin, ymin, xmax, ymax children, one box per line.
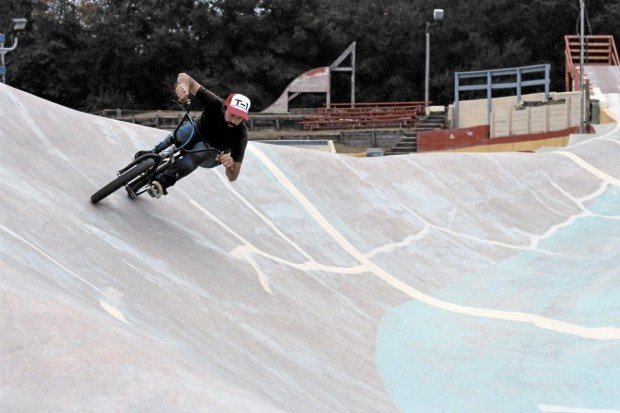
<box><xmin>90</xmin><ymin>101</ymin><xmax>222</xmax><ymax>204</ymax></box>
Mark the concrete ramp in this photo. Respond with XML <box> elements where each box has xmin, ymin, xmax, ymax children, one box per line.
<box><xmin>585</xmin><ymin>65</ymin><xmax>620</xmax><ymax>94</ymax></box>
<box><xmin>1</xmin><ymin>83</ymin><xmax>619</xmax><ymax>412</ymax></box>
<box><xmin>260</xmin><ymin>67</ymin><xmax>330</xmax><ymax>114</ymax></box>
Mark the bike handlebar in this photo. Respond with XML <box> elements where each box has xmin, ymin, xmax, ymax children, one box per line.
<box><xmin>173</xmin><ymin>99</ymin><xmax>192</xmax><ymax>113</ymax></box>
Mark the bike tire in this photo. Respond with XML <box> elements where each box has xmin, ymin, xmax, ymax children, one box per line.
<box><xmin>91</xmin><ymin>158</ymin><xmax>156</xmax><ymax>204</ymax></box>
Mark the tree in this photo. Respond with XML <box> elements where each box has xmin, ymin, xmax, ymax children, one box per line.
<box><xmin>9</xmin><ymin>0</ymin><xmax>90</xmax><ymax>106</ymax></box>
<box><xmin>4</xmin><ymin>0</ymin><xmax>618</xmax><ymax>110</ymax></box>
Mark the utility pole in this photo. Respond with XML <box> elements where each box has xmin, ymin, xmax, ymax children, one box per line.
<box><xmin>424</xmin><ymin>9</ymin><xmax>444</xmax><ymax>114</ymax></box>
<box><xmin>579</xmin><ymin>0</ymin><xmax>586</xmax><ymax>133</ymax></box>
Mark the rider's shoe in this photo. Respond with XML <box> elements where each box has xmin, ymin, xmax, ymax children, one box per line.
<box><xmin>147</xmin><ymin>180</ymin><xmax>167</xmax><ymax>199</ymax></box>
<box><xmin>134</xmin><ymin>149</ymin><xmax>155</xmax><ymax>160</ymax></box>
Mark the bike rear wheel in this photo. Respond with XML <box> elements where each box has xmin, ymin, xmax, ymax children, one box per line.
<box><xmin>91</xmin><ymin>158</ymin><xmax>156</xmax><ymax>204</ymax></box>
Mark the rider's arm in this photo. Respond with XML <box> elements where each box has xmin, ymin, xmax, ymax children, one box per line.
<box><xmin>228</xmin><ymin>162</ymin><xmax>242</xmax><ymax>182</ymax></box>
<box><xmin>220</xmin><ymin>126</ymin><xmax>247</xmax><ymax>182</ymax></box>
<box><xmin>226</xmin><ymin>160</ymin><xmax>242</xmax><ymax>182</ymax></box>
<box><xmin>218</xmin><ymin>153</ymin><xmax>242</xmax><ymax>182</ymax></box>
<box><xmin>175</xmin><ymin>73</ymin><xmax>203</xmax><ymax>102</ymax></box>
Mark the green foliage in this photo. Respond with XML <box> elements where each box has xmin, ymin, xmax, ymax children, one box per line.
<box><xmin>2</xmin><ymin>0</ymin><xmax>617</xmax><ymax>111</ymax></box>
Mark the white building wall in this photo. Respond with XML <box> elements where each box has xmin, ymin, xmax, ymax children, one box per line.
<box><xmin>450</xmin><ymin>92</ymin><xmax>583</xmax><ymax>138</ymax></box>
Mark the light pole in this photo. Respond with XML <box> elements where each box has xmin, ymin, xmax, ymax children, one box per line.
<box><xmin>0</xmin><ymin>18</ymin><xmax>28</xmax><ymax>83</ymax></box>
<box><xmin>425</xmin><ymin>9</ymin><xmax>444</xmax><ymax>113</ymax></box>
<box><xmin>578</xmin><ymin>0</ymin><xmax>586</xmax><ymax>133</ymax></box>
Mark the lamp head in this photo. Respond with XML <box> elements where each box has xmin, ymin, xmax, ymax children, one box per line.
<box><xmin>433</xmin><ymin>9</ymin><xmax>444</xmax><ymax>21</ymax></box>
<box><xmin>12</xmin><ymin>18</ymin><xmax>28</xmax><ymax>32</ymax></box>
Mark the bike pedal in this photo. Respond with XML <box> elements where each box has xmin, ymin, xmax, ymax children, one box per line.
<box><xmin>147</xmin><ymin>186</ymin><xmax>161</xmax><ymax>199</ymax></box>
<box><xmin>147</xmin><ymin>181</ymin><xmax>165</xmax><ymax>199</ymax></box>
<box><xmin>125</xmin><ymin>186</ymin><xmax>138</xmax><ymax>199</ymax></box>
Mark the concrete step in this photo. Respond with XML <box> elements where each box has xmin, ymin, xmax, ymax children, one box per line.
<box><xmin>392</xmin><ymin>141</ymin><xmax>416</xmax><ymax>147</ymax></box>
<box><xmin>415</xmin><ymin>126</ymin><xmax>442</xmax><ymax>131</ymax></box>
<box><xmin>391</xmin><ymin>144</ymin><xmax>417</xmax><ymax>151</ymax></box>
<box><xmin>416</xmin><ymin>121</ymin><xmax>445</xmax><ymax>127</ymax></box>
<box><xmin>418</xmin><ymin>119</ymin><xmax>445</xmax><ymax>124</ymax></box>
<box><xmin>392</xmin><ymin>143</ymin><xmax>416</xmax><ymax>149</ymax></box>
<box><xmin>387</xmin><ymin>148</ymin><xmax>417</xmax><ymax>155</ymax></box>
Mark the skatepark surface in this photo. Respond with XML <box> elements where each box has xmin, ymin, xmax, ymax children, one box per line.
<box><xmin>1</xmin><ymin>82</ymin><xmax>619</xmax><ymax>412</ymax></box>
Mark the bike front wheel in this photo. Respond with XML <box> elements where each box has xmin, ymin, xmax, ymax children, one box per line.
<box><xmin>90</xmin><ymin>158</ymin><xmax>156</xmax><ymax>204</ymax></box>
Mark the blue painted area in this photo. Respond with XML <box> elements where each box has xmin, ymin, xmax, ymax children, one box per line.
<box><xmin>421</xmin><ymin>189</ymin><xmax>620</xmax><ymax>326</ymax></box>
<box><xmin>588</xmin><ymin>186</ymin><xmax>620</xmax><ymax>216</ymax></box>
<box><xmin>376</xmin><ymin>189</ymin><xmax>620</xmax><ymax>411</ymax></box>
<box><xmin>377</xmin><ymin>303</ymin><xmax>620</xmax><ymax>412</ymax></box>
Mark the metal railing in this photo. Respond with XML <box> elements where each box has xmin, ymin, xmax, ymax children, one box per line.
<box><xmin>564</xmin><ymin>34</ymin><xmax>619</xmax><ymax>91</ymax></box>
<box><xmin>453</xmin><ymin>64</ymin><xmax>551</xmax><ymax>128</ymax></box>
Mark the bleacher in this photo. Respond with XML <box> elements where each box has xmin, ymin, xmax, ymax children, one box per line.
<box><xmin>300</xmin><ymin>101</ymin><xmax>425</xmax><ymax>130</ymax></box>
<box><xmin>99</xmin><ymin>101</ymin><xmax>427</xmax><ymax>133</ymax></box>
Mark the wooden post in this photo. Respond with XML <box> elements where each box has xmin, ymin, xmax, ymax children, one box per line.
<box><xmin>526</xmin><ymin>107</ymin><xmax>531</xmax><ymax>134</ymax></box>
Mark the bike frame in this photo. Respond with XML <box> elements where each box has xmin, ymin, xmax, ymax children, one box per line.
<box><xmin>122</xmin><ymin>101</ymin><xmax>222</xmax><ymax>198</ymax></box>
<box><xmin>91</xmin><ymin>100</ymin><xmax>225</xmax><ymax>203</ymax></box>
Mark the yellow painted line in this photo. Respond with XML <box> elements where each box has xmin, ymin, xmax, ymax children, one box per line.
<box><xmin>249</xmin><ymin>145</ymin><xmax>620</xmax><ymax>340</ymax></box>
<box><xmin>0</xmin><ymin>223</ymin><xmax>131</xmax><ymax>325</ymax></box>
<box><xmin>538</xmin><ymin>404</ymin><xmax>620</xmax><ymax>413</ymax></box>
<box><xmin>558</xmin><ymin>151</ymin><xmax>620</xmax><ymax>186</ymax></box>
<box><xmin>99</xmin><ymin>300</ymin><xmax>129</xmax><ymax>324</ymax></box>
<box><xmin>0</xmin><ymin>223</ymin><xmax>103</xmax><ymax>294</ymax></box>
<box><xmin>181</xmin><ymin>193</ymin><xmax>367</xmax><ymax>294</ymax></box>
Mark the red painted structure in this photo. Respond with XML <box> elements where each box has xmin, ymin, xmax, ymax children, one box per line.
<box><xmin>416</xmin><ymin>125</ymin><xmax>585</xmax><ymax>152</ymax></box>
<box><xmin>564</xmin><ymin>35</ymin><xmax>619</xmax><ymax>91</ymax></box>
